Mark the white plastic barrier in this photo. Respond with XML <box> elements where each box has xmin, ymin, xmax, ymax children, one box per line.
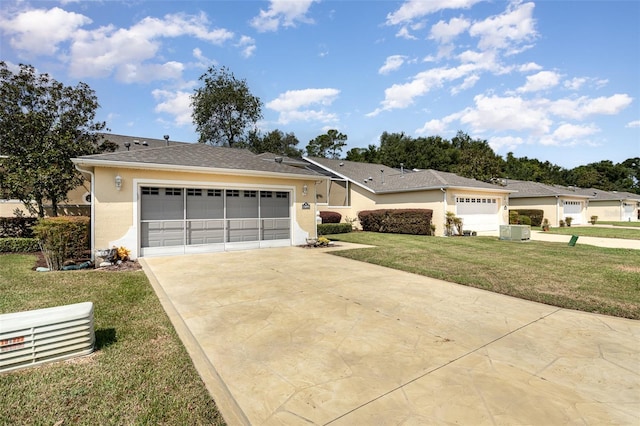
<box><xmin>0</xmin><ymin>302</ymin><xmax>95</xmax><ymax>373</ymax></box>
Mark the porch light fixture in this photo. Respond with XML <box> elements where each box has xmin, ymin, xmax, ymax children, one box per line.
<box><xmin>302</xmin><ymin>184</ymin><xmax>308</xmax><ymax>196</ymax></box>
<box><xmin>115</xmin><ymin>174</ymin><xmax>122</xmax><ymax>191</ymax></box>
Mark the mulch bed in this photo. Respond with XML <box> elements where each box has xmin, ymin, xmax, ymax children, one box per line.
<box><xmin>29</xmin><ymin>251</ymin><xmax>142</xmax><ymax>272</ymax></box>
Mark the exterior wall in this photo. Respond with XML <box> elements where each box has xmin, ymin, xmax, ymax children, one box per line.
<box><xmin>318</xmin><ymin>184</ymin><xmax>508</xmax><ymax>236</ymax></box>
<box><xmin>587</xmin><ymin>200</ymin><xmax>639</xmax><ymax>222</ymax></box>
<box><xmin>92</xmin><ymin>166</ymin><xmax>319</xmax><ymax>258</ymax></box>
<box><xmin>509</xmin><ymin>197</ymin><xmax>560</xmax><ymax>226</ymax></box>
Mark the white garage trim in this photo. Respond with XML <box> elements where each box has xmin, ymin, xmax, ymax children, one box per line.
<box><xmin>455</xmin><ymin>196</ymin><xmax>500</xmax><ymax>232</ymax></box>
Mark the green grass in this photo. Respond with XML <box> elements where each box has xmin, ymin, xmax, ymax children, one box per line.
<box><xmin>327</xmin><ymin>232</ymin><xmax>640</xmax><ymax>319</ymax></box>
<box><xmin>0</xmin><ymin>255</ymin><xmax>225</xmax><ymax>425</ymax></box>
<box><xmin>598</xmin><ymin>221</ymin><xmax>640</xmax><ymax>228</ymax></box>
<box><xmin>543</xmin><ymin>226</ymin><xmax>640</xmax><ymax>239</ymax></box>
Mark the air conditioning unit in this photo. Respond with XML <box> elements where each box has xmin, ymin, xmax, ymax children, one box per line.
<box><xmin>500</xmin><ymin>225</ymin><xmax>531</xmax><ymax>241</ymax></box>
<box><xmin>0</xmin><ymin>302</ymin><xmax>95</xmax><ymax>373</ymax></box>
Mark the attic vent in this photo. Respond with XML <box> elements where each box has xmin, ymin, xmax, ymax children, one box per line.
<box><xmin>142</xmin><ymin>141</ymin><xmax>148</xmax><ymax>146</ymax></box>
<box><xmin>0</xmin><ymin>302</ymin><xmax>95</xmax><ymax>373</ymax></box>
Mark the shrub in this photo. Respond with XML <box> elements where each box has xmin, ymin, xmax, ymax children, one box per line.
<box><xmin>318</xmin><ymin>223</ymin><xmax>352</xmax><ymax>235</ymax></box>
<box><xmin>510</xmin><ymin>209</ymin><xmax>544</xmax><ymax>226</ymax></box>
<box><xmin>509</xmin><ymin>211</ymin><xmax>519</xmax><ymax>225</ymax></box>
<box><xmin>358</xmin><ymin>209</ymin><xmax>433</xmax><ymax>235</ymax></box>
<box><xmin>320</xmin><ymin>211</ymin><xmax>342</xmax><ymax>224</ymax></box>
<box><xmin>0</xmin><ymin>238</ymin><xmax>39</xmax><ymax>253</ymax></box>
<box><xmin>32</xmin><ymin>217</ymin><xmax>90</xmax><ymax>270</ymax></box>
<box><xmin>0</xmin><ymin>217</ymin><xmax>37</xmax><ymax>238</ymax></box>
<box><xmin>519</xmin><ymin>215</ymin><xmax>531</xmax><ymax>225</ymax></box>
<box><xmin>590</xmin><ymin>215</ymin><xmax>598</xmax><ymax>225</ymax></box>
<box><xmin>565</xmin><ymin>217</ymin><xmax>573</xmax><ymax>227</ymax></box>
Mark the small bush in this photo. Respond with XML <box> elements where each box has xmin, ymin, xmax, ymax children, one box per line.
<box><xmin>0</xmin><ymin>238</ymin><xmax>39</xmax><ymax>253</ymax></box>
<box><xmin>510</xmin><ymin>209</ymin><xmax>544</xmax><ymax>226</ymax></box>
<box><xmin>590</xmin><ymin>215</ymin><xmax>598</xmax><ymax>225</ymax></box>
<box><xmin>320</xmin><ymin>211</ymin><xmax>342</xmax><ymax>223</ymax></box>
<box><xmin>32</xmin><ymin>217</ymin><xmax>90</xmax><ymax>270</ymax></box>
<box><xmin>509</xmin><ymin>211</ymin><xmax>519</xmax><ymax>225</ymax></box>
<box><xmin>318</xmin><ymin>223</ymin><xmax>352</xmax><ymax>235</ymax></box>
<box><xmin>519</xmin><ymin>215</ymin><xmax>531</xmax><ymax>225</ymax></box>
<box><xmin>358</xmin><ymin>209</ymin><xmax>433</xmax><ymax>235</ymax></box>
<box><xmin>0</xmin><ymin>217</ymin><xmax>37</xmax><ymax>238</ymax></box>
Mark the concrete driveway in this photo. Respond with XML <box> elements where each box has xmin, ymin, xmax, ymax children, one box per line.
<box><xmin>140</xmin><ymin>244</ymin><xmax>639</xmax><ymax>425</ymax></box>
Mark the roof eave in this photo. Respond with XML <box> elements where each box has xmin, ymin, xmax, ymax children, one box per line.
<box><xmin>71</xmin><ymin>158</ymin><xmax>326</xmax><ymax>181</ymax></box>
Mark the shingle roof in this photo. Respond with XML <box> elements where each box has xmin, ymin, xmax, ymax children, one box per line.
<box><xmin>99</xmin><ymin>133</ymin><xmax>188</xmax><ymax>151</ymax></box>
<box><xmin>574</xmin><ymin>187</ymin><xmax>640</xmax><ymax>201</ymax></box>
<box><xmin>74</xmin><ymin>143</ymin><xmax>322</xmax><ymax>177</ymax></box>
<box><xmin>305</xmin><ymin>157</ymin><xmax>511</xmax><ymax>193</ymax></box>
<box><xmin>505</xmin><ymin>179</ymin><xmax>592</xmax><ymax>198</ymax></box>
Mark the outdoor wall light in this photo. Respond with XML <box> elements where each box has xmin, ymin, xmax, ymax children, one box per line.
<box><xmin>115</xmin><ymin>174</ymin><xmax>122</xmax><ymax>191</ymax></box>
<box><xmin>302</xmin><ymin>184</ymin><xmax>308</xmax><ymax>196</ymax></box>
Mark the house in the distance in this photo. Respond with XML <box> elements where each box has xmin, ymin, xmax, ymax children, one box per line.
<box><xmin>304</xmin><ymin>157</ymin><xmax>513</xmax><ymax>236</ymax></box>
<box><xmin>577</xmin><ymin>188</ymin><xmax>640</xmax><ymax>222</ymax></box>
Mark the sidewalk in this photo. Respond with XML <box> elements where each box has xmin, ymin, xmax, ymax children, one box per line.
<box><xmin>530</xmin><ymin>230</ymin><xmax>640</xmax><ymax>250</ymax></box>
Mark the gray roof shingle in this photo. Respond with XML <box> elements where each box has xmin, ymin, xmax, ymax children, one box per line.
<box><xmin>74</xmin><ymin>143</ymin><xmax>322</xmax><ymax>177</ymax></box>
<box><xmin>305</xmin><ymin>157</ymin><xmax>510</xmax><ymax>193</ymax></box>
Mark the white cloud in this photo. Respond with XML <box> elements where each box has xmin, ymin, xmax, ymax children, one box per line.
<box><xmin>459</xmin><ymin>94</ymin><xmax>552</xmax><ymax>134</ymax></box>
<box><xmin>0</xmin><ymin>7</ymin><xmax>91</xmax><ymax>56</ymax></box>
<box><xmin>488</xmin><ymin>135</ymin><xmax>524</xmax><ymax>151</ymax></box>
<box><xmin>152</xmin><ymin>89</ymin><xmax>193</xmax><ymax>126</ymax></box>
<box><xmin>469</xmin><ymin>2</ymin><xmax>537</xmax><ymax>53</ymax></box>
<box><xmin>236</xmin><ymin>35</ymin><xmax>256</xmax><ymax>58</ymax></box>
<box><xmin>626</xmin><ymin>120</ymin><xmax>640</xmax><ymax>128</ymax></box>
<box><xmin>250</xmin><ymin>0</ymin><xmax>319</xmax><ymax>32</ymax></box>
<box><xmin>549</xmin><ymin>94</ymin><xmax>633</xmax><ymax>120</ymax></box>
<box><xmin>267</xmin><ymin>88</ymin><xmax>340</xmax><ymax>124</ymax></box>
<box><xmin>379</xmin><ymin>55</ymin><xmax>407</xmax><ymax>75</ymax></box>
<box><xmin>67</xmin><ymin>13</ymin><xmax>233</xmax><ymax>81</ymax></box>
<box><xmin>386</xmin><ymin>0</ymin><xmax>481</xmax><ymax>26</ymax></box>
<box><xmin>551</xmin><ymin>123</ymin><xmax>599</xmax><ymax>140</ymax></box>
<box><xmin>116</xmin><ymin>61</ymin><xmax>184</xmax><ymax>84</ymax></box>
<box><xmin>429</xmin><ymin>17</ymin><xmax>470</xmax><ymax>44</ymax></box>
<box><xmin>415</xmin><ymin>118</ymin><xmax>449</xmax><ymax>135</ymax></box>
<box><xmin>518</xmin><ymin>62</ymin><xmax>542</xmax><ymax>72</ymax></box>
<box><xmin>517</xmin><ymin>70</ymin><xmax>561</xmax><ymax>93</ymax></box>
<box><xmin>395</xmin><ymin>26</ymin><xmax>418</xmax><ymax>40</ymax></box>
<box><xmin>564</xmin><ymin>77</ymin><xmax>587</xmax><ymax>90</ymax></box>
<box><xmin>451</xmin><ymin>74</ymin><xmax>479</xmax><ymax>94</ymax></box>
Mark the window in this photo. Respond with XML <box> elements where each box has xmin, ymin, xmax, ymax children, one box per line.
<box><xmin>142</xmin><ymin>187</ymin><xmax>159</xmax><ymax>195</ymax></box>
<box><xmin>261</xmin><ymin>191</ymin><xmax>273</xmax><ymax>198</ymax></box>
<box><xmin>187</xmin><ymin>188</ymin><xmax>202</xmax><ymax>196</ymax></box>
<box><xmin>165</xmin><ymin>188</ymin><xmax>182</xmax><ymax>196</ymax></box>
<box><xmin>276</xmin><ymin>192</ymin><xmax>288</xmax><ymax>199</ymax></box>
<box><xmin>226</xmin><ymin>190</ymin><xmax>239</xmax><ymax>197</ymax></box>
<box><xmin>244</xmin><ymin>190</ymin><xmax>257</xmax><ymax>198</ymax></box>
<box><xmin>208</xmin><ymin>189</ymin><xmax>222</xmax><ymax>197</ymax></box>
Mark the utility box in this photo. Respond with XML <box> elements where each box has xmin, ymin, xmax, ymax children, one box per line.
<box><xmin>0</xmin><ymin>302</ymin><xmax>95</xmax><ymax>373</ymax></box>
<box><xmin>500</xmin><ymin>225</ymin><xmax>531</xmax><ymax>241</ymax></box>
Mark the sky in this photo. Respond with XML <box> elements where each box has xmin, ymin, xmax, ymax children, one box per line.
<box><xmin>1</xmin><ymin>0</ymin><xmax>639</xmax><ymax>169</ymax></box>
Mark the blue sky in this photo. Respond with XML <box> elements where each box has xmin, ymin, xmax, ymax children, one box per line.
<box><xmin>1</xmin><ymin>0</ymin><xmax>638</xmax><ymax>168</ymax></box>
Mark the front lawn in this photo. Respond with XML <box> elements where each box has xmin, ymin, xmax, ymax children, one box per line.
<box><xmin>0</xmin><ymin>254</ymin><xmax>225</xmax><ymax>425</ymax></box>
<box><xmin>597</xmin><ymin>221</ymin><xmax>640</xmax><ymax>228</ymax></box>
<box><xmin>542</xmin><ymin>226</ymin><xmax>640</xmax><ymax>239</ymax></box>
<box><xmin>327</xmin><ymin>232</ymin><xmax>640</xmax><ymax>319</ymax></box>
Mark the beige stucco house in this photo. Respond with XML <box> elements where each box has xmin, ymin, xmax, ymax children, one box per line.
<box><xmin>304</xmin><ymin>157</ymin><xmax>513</xmax><ymax>237</ymax></box>
<box><xmin>577</xmin><ymin>188</ymin><xmax>640</xmax><ymax>222</ymax></box>
<box><xmin>72</xmin><ymin>144</ymin><xmax>326</xmax><ymax>259</ymax></box>
<box><xmin>505</xmin><ymin>180</ymin><xmax>640</xmax><ymax>225</ymax></box>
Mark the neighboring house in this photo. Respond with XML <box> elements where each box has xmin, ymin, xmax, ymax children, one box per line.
<box><xmin>0</xmin><ymin>133</ymin><xmax>187</xmax><ymax>218</ymax></box>
<box><xmin>72</xmin><ymin>143</ymin><xmax>326</xmax><ymax>259</ymax></box>
<box><xmin>303</xmin><ymin>157</ymin><xmax>513</xmax><ymax>236</ymax></box>
<box><xmin>577</xmin><ymin>188</ymin><xmax>640</xmax><ymax>222</ymax></box>
<box><xmin>504</xmin><ymin>180</ymin><xmax>592</xmax><ymax>226</ymax></box>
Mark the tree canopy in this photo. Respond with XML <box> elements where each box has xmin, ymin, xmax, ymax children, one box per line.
<box><xmin>0</xmin><ymin>62</ymin><xmax>111</xmax><ymax>217</ymax></box>
<box><xmin>305</xmin><ymin>129</ymin><xmax>348</xmax><ymax>158</ymax></box>
<box><xmin>244</xmin><ymin>129</ymin><xmax>303</xmax><ymax>157</ymax></box>
<box><xmin>191</xmin><ymin>66</ymin><xmax>263</xmax><ymax>147</ymax></box>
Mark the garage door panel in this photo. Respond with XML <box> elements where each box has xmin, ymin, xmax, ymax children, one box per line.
<box><xmin>141</xmin><ymin>221</ymin><xmax>184</xmax><ymax>247</ymax></box>
<box><xmin>563</xmin><ymin>201</ymin><xmax>583</xmax><ymax>224</ymax></box>
<box><xmin>187</xmin><ymin>220</ymin><xmax>224</xmax><ymax>245</ymax></box>
<box><xmin>456</xmin><ymin>197</ymin><xmax>499</xmax><ymax>232</ymax></box>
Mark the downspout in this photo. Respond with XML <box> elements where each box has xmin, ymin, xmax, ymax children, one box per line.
<box><xmin>441</xmin><ymin>188</ymin><xmax>447</xmax><ymax>236</ymax></box>
<box><xmin>75</xmin><ymin>164</ymin><xmax>95</xmax><ymax>262</ymax></box>
<box><xmin>555</xmin><ymin>195</ymin><xmax>560</xmax><ymax>227</ymax></box>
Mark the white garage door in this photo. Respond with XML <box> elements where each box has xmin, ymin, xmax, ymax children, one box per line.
<box><xmin>563</xmin><ymin>200</ymin><xmax>582</xmax><ymax>225</ymax></box>
<box><xmin>455</xmin><ymin>197</ymin><xmax>500</xmax><ymax>232</ymax></box>
<box><xmin>140</xmin><ymin>187</ymin><xmax>291</xmax><ymax>257</ymax></box>
<box><xmin>622</xmin><ymin>203</ymin><xmax>635</xmax><ymax>221</ymax></box>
